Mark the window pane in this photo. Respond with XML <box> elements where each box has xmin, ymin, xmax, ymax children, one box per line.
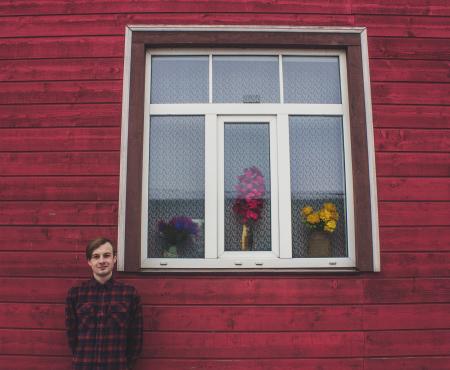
<box><xmin>151</xmin><ymin>56</ymin><xmax>208</xmax><ymax>103</ymax></box>
<box><xmin>224</xmin><ymin>122</ymin><xmax>271</xmax><ymax>251</ymax></box>
<box><xmin>148</xmin><ymin>116</ymin><xmax>205</xmax><ymax>258</ymax></box>
<box><xmin>289</xmin><ymin>116</ymin><xmax>347</xmax><ymax>258</ymax></box>
<box><xmin>213</xmin><ymin>56</ymin><xmax>279</xmax><ymax>103</ymax></box>
<box><xmin>283</xmin><ymin>56</ymin><xmax>341</xmax><ymax>103</ymax></box>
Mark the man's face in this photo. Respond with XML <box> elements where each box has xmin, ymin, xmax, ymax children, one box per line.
<box><xmin>88</xmin><ymin>242</ymin><xmax>117</xmax><ymax>280</ymax></box>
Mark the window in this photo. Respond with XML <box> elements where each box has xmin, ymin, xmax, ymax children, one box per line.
<box><xmin>118</xmin><ymin>26</ymin><xmax>380</xmax><ymax>272</ymax></box>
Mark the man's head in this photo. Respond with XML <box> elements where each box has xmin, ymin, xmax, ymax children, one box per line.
<box><xmin>86</xmin><ymin>237</ymin><xmax>117</xmax><ymax>283</ymax></box>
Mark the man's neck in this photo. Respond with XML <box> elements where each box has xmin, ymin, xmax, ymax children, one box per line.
<box><xmin>93</xmin><ymin>273</ymin><xmax>112</xmax><ymax>285</ymax></box>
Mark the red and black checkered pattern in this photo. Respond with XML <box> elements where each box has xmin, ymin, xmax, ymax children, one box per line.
<box><xmin>65</xmin><ymin>278</ymin><xmax>143</xmax><ymax>370</ymax></box>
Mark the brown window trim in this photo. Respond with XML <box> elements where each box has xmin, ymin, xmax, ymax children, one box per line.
<box><xmin>119</xmin><ymin>26</ymin><xmax>378</xmax><ymax>272</ymax></box>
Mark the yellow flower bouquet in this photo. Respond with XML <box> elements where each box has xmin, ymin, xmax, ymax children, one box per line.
<box><xmin>301</xmin><ymin>202</ymin><xmax>339</xmax><ymax>233</ymax></box>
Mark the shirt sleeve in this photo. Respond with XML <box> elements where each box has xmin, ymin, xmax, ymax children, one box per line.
<box><xmin>126</xmin><ymin>289</ymin><xmax>143</xmax><ymax>369</ymax></box>
<box><xmin>65</xmin><ymin>287</ymin><xmax>78</xmax><ymax>354</ymax></box>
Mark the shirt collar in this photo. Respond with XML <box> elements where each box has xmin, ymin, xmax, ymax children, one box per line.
<box><xmin>88</xmin><ymin>276</ymin><xmax>115</xmax><ymax>289</ymax></box>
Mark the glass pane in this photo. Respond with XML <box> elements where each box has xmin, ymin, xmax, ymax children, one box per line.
<box><xmin>289</xmin><ymin>116</ymin><xmax>347</xmax><ymax>258</ymax></box>
<box><xmin>148</xmin><ymin>116</ymin><xmax>205</xmax><ymax>258</ymax></box>
<box><xmin>224</xmin><ymin>122</ymin><xmax>271</xmax><ymax>251</ymax></box>
<box><xmin>213</xmin><ymin>56</ymin><xmax>279</xmax><ymax>103</ymax></box>
<box><xmin>283</xmin><ymin>56</ymin><xmax>341</xmax><ymax>103</ymax></box>
<box><xmin>151</xmin><ymin>56</ymin><xmax>209</xmax><ymax>103</ymax></box>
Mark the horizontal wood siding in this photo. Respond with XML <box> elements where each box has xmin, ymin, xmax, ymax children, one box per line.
<box><xmin>0</xmin><ymin>1</ymin><xmax>449</xmax><ymax>369</ymax></box>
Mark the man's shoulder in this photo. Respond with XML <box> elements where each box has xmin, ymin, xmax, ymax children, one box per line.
<box><xmin>66</xmin><ymin>279</ymin><xmax>92</xmax><ymax>299</ymax></box>
<box><xmin>113</xmin><ymin>279</ymin><xmax>139</xmax><ymax>295</ymax></box>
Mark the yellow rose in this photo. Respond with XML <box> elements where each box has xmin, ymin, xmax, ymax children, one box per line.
<box><xmin>324</xmin><ymin>220</ymin><xmax>337</xmax><ymax>232</ymax></box>
<box><xmin>306</xmin><ymin>212</ymin><xmax>320</xmax><ymax>224</ymax></box>
<box><xmin>330</xmin><ymin>211</ymin><xmax>339</xmax><ymax>221</ymax></box>
<box><xmin>319</xmin><ymin>209</ymin><xmax>332</xmax><ymax>222</ymax></box>
<box><xmin>302</xmin><ymin>206</ymin><xmax>313</xmax><ymax>217</ymax></box>
<box><xmin>323</xmin><ymin>202</ymin><xmax>336</xmax><ymax>212</ymax></box>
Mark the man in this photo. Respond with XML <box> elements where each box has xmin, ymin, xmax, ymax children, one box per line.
<box><xmin>65</xmin><ymin>237</ymin><xmax>143</xmax><ymax>370</ymax></box>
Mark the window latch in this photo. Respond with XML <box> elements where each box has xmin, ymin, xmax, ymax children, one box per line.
<box><xmin>234</xmin><ymin>261</ymin><xmax>243</xmax><ymax>266</ymax></box>
<box><xmin>328</xmin><ymin>261</ymin><xmax>337</xmax><ymax>266</ymax></box>
<box><xmin>160</xmin><ymin>262</ymin><xmax>168</xmax><ymax>266</ymax></box>
<box><xmin>255</xmin><ymin>262</ymin><xmax>264</xmax><ymax>266</ymax></box>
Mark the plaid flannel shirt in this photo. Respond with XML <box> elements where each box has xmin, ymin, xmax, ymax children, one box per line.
<box><xmin>65</xmin><ymin>277</ymin><xmax>143</xmax><ymax>370</ymax></box>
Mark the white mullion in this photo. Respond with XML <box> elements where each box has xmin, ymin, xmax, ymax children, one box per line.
<box><xmin>140</xmin><ymin>50</ymin><xmax>152</xmax><ymax>266</ymax></box>
<box><xmin>277</xmin><ymin>114</ymin><xmax>292</xmax><ymax>258</ymax></box>
<box><xmin>204</xmin><ymin>114</ymin><xmax>218</xmax><ymax>259</ymax></box>
<box><xmin>217</xmin><ymin>116</ymin><xmax>225</xmax><ymax>258</ymax></box>
<box><xmin>209</xmin><ymin>53</ymin><xmax>213</xmax><ymax>103</ymax></box>
<box><xmin>269</xmin><ymin>116</ymin><xmax>280</xmax><ymax>258</ymax></box>
<box><xmin>149</xmin><ymin>104</ymin><xmax>343</xmax><ymax>116</ymax></box>
<box><xmin>279</xmin><ymin>54</ymin><xmax>284</xmax><ymax>104</ymax></box>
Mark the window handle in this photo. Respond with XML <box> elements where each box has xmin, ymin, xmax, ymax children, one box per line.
<box><xmin>329</xmin><ymin>261</ymin><xmax>337</xmax><ymax>266</ymax></box>
<box><xmin>234</xmin><ymin>261</ymin><xmax>243</xmax><ymax>266</ymax></box>
<box><xmin>255</xmin><ymin>262</ymin><xmax>264</xmax><ymax>266</ymax></box>
<box><xmin>160</xmin><ymin>262</ymin><xmax>168</xmax><ymax>266</ymax></box>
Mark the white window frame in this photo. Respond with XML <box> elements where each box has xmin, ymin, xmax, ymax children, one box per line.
<box><xmin>139</xmin><ymin>48</ymin><xmax>356</xmax><ymax>269</ymax></box>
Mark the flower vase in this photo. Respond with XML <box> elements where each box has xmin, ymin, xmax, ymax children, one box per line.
<box><xmin>308</xmin><ymin>231</ymin><xmax>331</xmax><ymax>257</ymax></box>
<box><xmin>163</xmin><ymin>245</ymin><xmax>178</xmax><ymax>258</ymax></box>
<box><xmin>241</xmin><ymin>224</ymin><xmax>253</xmax><ymax>251</ymax></box>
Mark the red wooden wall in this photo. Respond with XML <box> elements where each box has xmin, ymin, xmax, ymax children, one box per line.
<box><xmin>1</xmin><ymin>1</ymin><xmax>449</xmax><ymax>369</ymax></box>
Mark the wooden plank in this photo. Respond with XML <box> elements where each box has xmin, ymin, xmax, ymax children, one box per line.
<box><xmin>375</xmin><ymin>153</ymin><xmax>450</xmax><ymax>177</ymax></box>
<box><xmin>365</xmin><ymin>357</ymin><xmax>450</xmax><ymax>370</ymax></box>
<box><xmin>0</xmin><ymin>329</ymin><xmax>364</xmax><ymax>358</ymax></box>
<box><xmin>380</xmin><ymin>226</ymin><xmax>450</xmax><ymax>252</ymax></box>
<box><xmin>0</xmin><ymin>58</ymin><xmax>123</xmax><ymax>82</ymax></box>
<box><xmin>3</xmin><ymin>13</ymin><xmax>450</xmax><ymax>39</ymax></box>
<box><xmin>0</xmin><ymin>176</ymin><xmax>119</xmax><ymax>201</ymax></box>
<box><xmin>0</xmin><ymin>152</ymin><xmax>119</xmax><ymax>176</ymax></box>
<box><xmin>372</xmin><ymin>82</ymin><xmax>450</xmax><ymax>106</ymax></box>
<box><xmin>0</xmin><ymin>13</ymin><xmax>355</xmax><ymax>39</ymax></box>
<box><xmin>0</xmin><ymin>103</ymin><xmax>121</xmax><ymax>128</ymax></box>
<box><xmin>0</xmin><ymin>81</ymin><xmax>122</xmax><ymax>105</ymax></box>
<box><xmin>369</xmin><ymin>37</ymin><xmax>450</xmax><ymax>60</ymax></box>
<box><xmin>364</xmin><ymin>278</ymin><xmax>450</xmax><ymax>303</ymax></box>
<box><xmin>0</xmin><ymin>329</ymin><xmax>69</xmax><ymax>355</ymax></box>
<box><xmin>0</xmin><ymin>277</ymin><xmax>364</xmax><ymax>305</ymax></box>
<box><xmin>0</xmin><ymin>277</ymin><xmax>80</xmax><ymax>303</ymax></box>
<box><xmin>0</xmin><ymin>226</ymin><xmax>117</xmax><ymax>251</ymax></box>
<box><xmin>0</xmin><ymin>251</ymin><xmax>90</xmax><ymax>277</ymax></box>
<box><xmin>378</xmin><ymin>178</ymin><xmax>450</xmax><ymax>201</ymax></box>
<box><xmin>0</xmin><ymin>201</ymin><xmax>118</xmax><ymax>226</ymax></box>
<box><xmin>0</xmin><ymin>303</ymin><xmax>65</xmax><ymax>329</ymax></box>
<box><xmin>0</xmin><ymin>303</ymin><xmax>362</xmax><ymax>331</ymax></box>
<box><xmin>0</xmin><ymin>1</ymin><xmax>353</xmax><ymax>17</ymax></box>
<box><xmin>363</xmin><ymin>304</ymin><xmax>450</xmax><ymax>330</ymax></box>
<box><xmin>379</xmin><ymin>252</ymin><xmax>450</xmax><ymax>278</ymax></box>
<box><xmin>0</xmin><ymin>356</ymin><xmax>70</xmax><ymax>370</ymax></box>
<box><xmin>0</xmin><ymin>36</ymin><xmax>123</xmax><ymax>59</ymax></box>
<box><xmin>375</xmin><ymin>129</ymin><xmax>450</xmax><ymax>152</ymax></box>
<box><xmin>365</xmin><ymin>330</ymin><xmax>450</xmax><ymax>356</ymax></box>
<box><xmin>0</xmin><ymin>357</ymin><xmax>363</xmax><ymax>370</ymax></box>
<box><xmin>137</xmin><ymin>277</ymin><xmax>364</xmax><ymax>305</ymax></box>
<box><xmin>370</xmin><ymin>60</ymin><xmax>450</xmax><ymax>83</ymax></box>
<box><xmin>356</xmin><ymin>15</ymin><xmax>450</xmax><ymax>38</ymax></box>
<box><xmin>373</xmin><ymin>105</ymin><xmax>450</xmax><ymax>129</ymax></box>
<box><xmin>352</xmin><ymin>0</ymin><xmax>450</xmax><ymax>16</ymax></box>
<box><xmin>138</xmin><ymin>358</ymin><xmax>363</xmax><ymax>370</ymax></box>
<box><xmin>378</xmin><ymin>202</ymin><xmax>450</xmax><ymax>226</ymax></box>
<box><xmin>146</xmin><ymin>305</ymin><xmax>362</xmax><ymax>332</ymax></box>
<box><xmin>0</xmin><ymin>127</ymin><xmax>120</xmax><ymax>152</ymax></box>
<box><xmin>143</xmin><ymin>331</ymin><xmax>364</xmax><ymax>358</ymax></box>
<box><xmin>1</xmin><ymin>0</ymin><xmax>448</xmax><ymax>17</ymax></box>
